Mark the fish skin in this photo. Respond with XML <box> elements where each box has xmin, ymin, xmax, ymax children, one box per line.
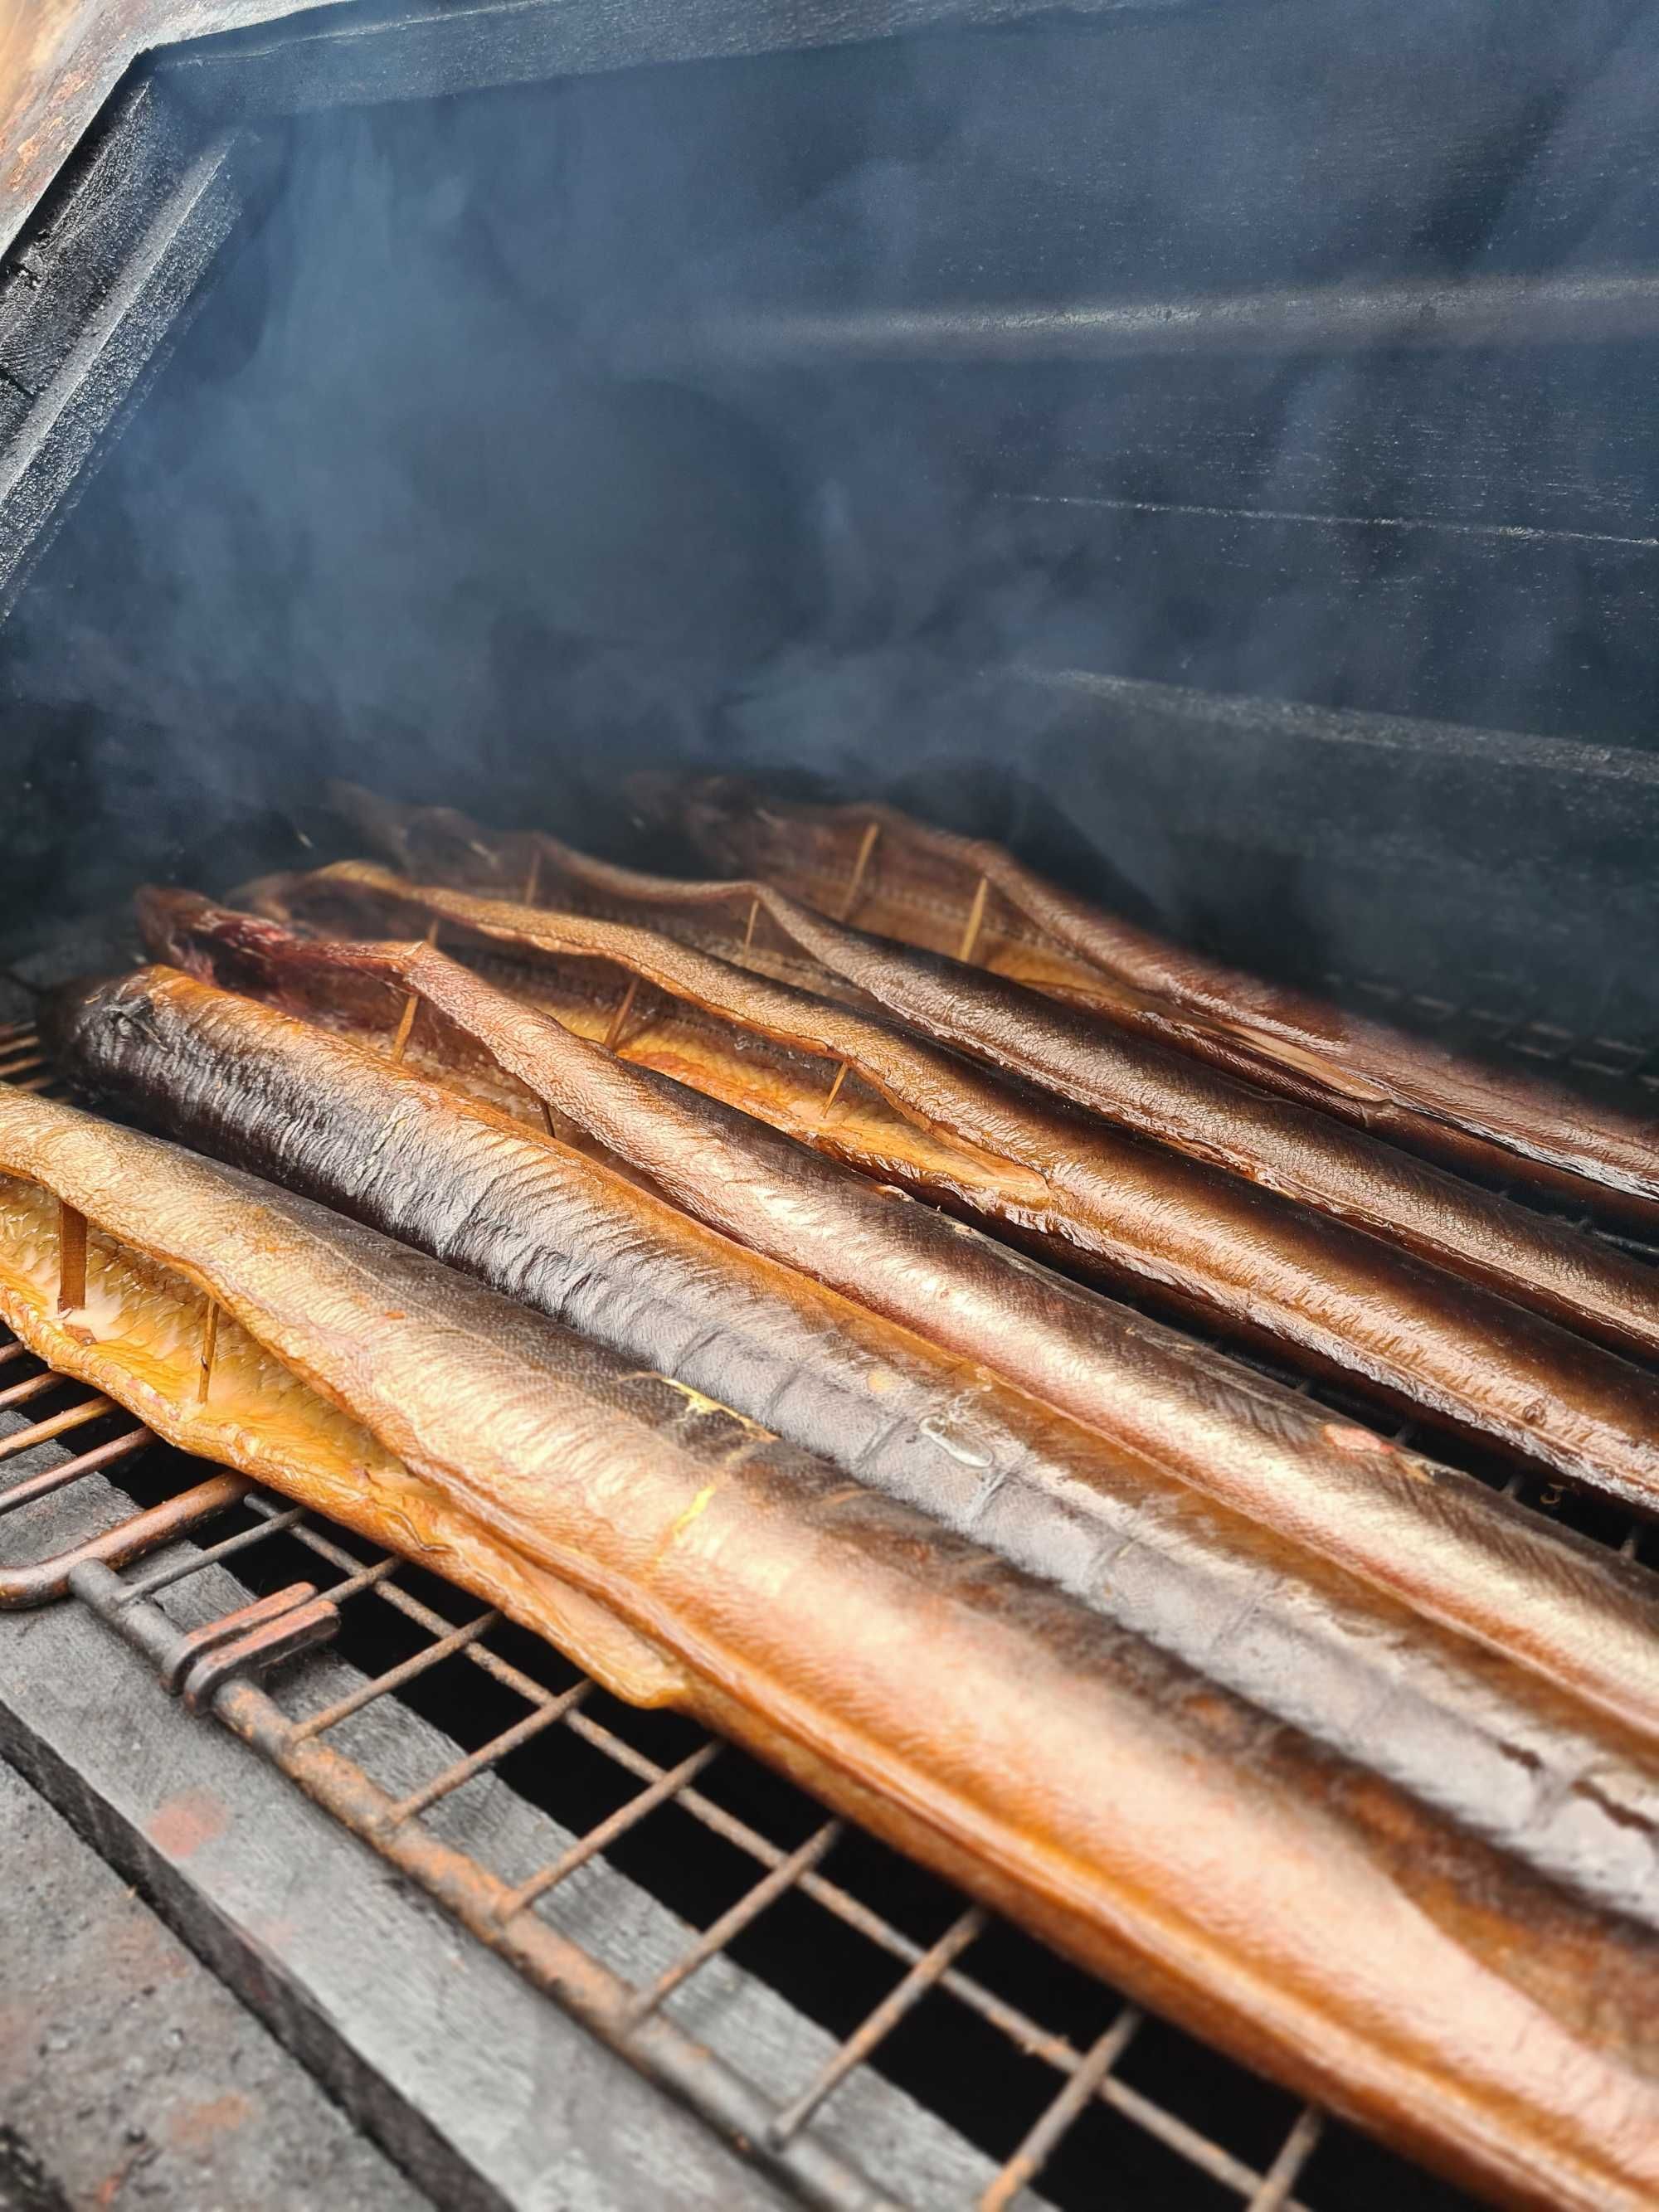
<box><xmin>56</xmin><ymin>954</ymin><xmax>1659</xmax><ymax>1919</ymax></box>
<box><xmin>443</xmin><ymin>831</ymin><xmax>1659</xmax><ymax>1369</ymax></box>
<box><xmin>0</xmin><ymin>1085</ymin><xmax>1657</xmax><ymax>2212</ymax></box>
<box><xmin>327</xmin><ymin>787</ymin><xmax>1659</xmax><ymax>1362</ymax></box>
<box><xmin>131</xmin><ymin>890</ymin><xmax>1659</xmax><ymax>1773</ymax></box>
<box><xmin>620</xmin><ymin>775</ymin><xmax>1659</xmax><ymax>1230</ymax></box>
<box><xmin>241</xmin><ymin>858</ymin><xmax>1659</xmax><ymax>1516</ymax></box>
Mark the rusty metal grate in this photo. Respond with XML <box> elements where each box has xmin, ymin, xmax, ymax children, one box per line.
<box><xmin>3</xmin><ymin>986</ymin><xmax>1656</xmax><ymax>2212</ymax></box>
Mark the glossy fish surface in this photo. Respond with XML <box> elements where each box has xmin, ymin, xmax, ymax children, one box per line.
<box><xmin>243</xmin><ymin>860</ymin><xmax>1659</xmax><ymax>1515</ymax></box>
<box><xmin>1</xmin><ymin>1088</ymin><xmax>1657</xmax><ymax>2212</ymax></box>
<box><xmin>139</xmin><ymin>887</ymin><xmax>1659</xmax><ymax>1768</ymax></box>
<box><xmin>628</xmin><ymin>775</ymin><xmax>1659</xmax><ymax>1230</ymax></box>
<box><xmin>332</xmin><ymin>791</ymin><xmax>1659</xmax><ymax>1366</ymax></box>
<box><xmin>55</xmin><ymin>950</ymin><xmax>1659</xmax><ymax>1920</ymax></box>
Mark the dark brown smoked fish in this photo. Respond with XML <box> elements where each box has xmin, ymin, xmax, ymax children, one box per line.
<box><xmin>328</xmin><ymin>795</ymin><xmax>1659</xmax><ymax>1365</ymax></box>
<box><xmin>59</xmin><ymin>956</ymin><xmax>1659</xmax><ymax>1914</ymax></box>
<box><xmin>242</xmin><ymin>859</ymin><xmax>1659</xmax><ymax>1515</ymax></box>
<box><xmin>621</xmin><ymin>775</ymin><xmax>1659</xmax><ymax>1231</ymax></box>
<box><xmin>139</xmin><ymin>887</ymin><xmax>1659</xmax><ymax>1768</ymax></box>
<box><xmin>2</xmin><ymin>1094</ymin><xmax>1657</xmax><ymax>2211</ymax></box>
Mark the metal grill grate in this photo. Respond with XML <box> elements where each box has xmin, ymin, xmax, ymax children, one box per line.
<box><xmin>2</xmin><ymin>984</ymin><xmax>1655</xmax><ymax>2212</ymax></box>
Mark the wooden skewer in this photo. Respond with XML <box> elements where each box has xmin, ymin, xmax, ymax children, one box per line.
<box><xmin>391</xmin><ymin>918</ymin><xmax>443</xmax><ymax>1064</ymax></box>
<box><xmin>540</xmin><ymin>1099</ymin><xmax>557</xmax><ymax>1139</ymax></box>
<box><xmin>198</xmin><ymin>1300</ymin><xmax>220</xmax><ymax>1405</ymax></box>
<box><xmin>837</xmin><ymin>821</ymin><xmax>882</xmax><ymax>922</ymax></box>
<box><xmin>522</xmin><ymin>847</ymin><xmax>542</xmax><ymax>907</ymax></box>
<box><xmin>604</xmin><ymin>976</ymin><xmax>640</xmax><ymax>1053</ymax></box>
<box><xmin>956</xmin><ymin>873</ymin><xmax>991</xmax><ymax>966</ymax></box>
<box><xmin>820</xmin><ymin>1061</ymin><xmax>850</xmax><ymax>1123</ymax></box>
<box><xmin>742</xmin><ymin>896</ymin><xmax>761</xmax><ymax>954</ymax></box>
<box><xmin>390</xmin><ymin>991</ymin><xmax>421</xmax><ymax>1065</ymax></box>
<box><xmin>56</xmin><ymin>1202</ymin><xmax>86</xmax><ymax>1312</ymax></box>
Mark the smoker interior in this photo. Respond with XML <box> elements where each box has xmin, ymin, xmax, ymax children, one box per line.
<box><xmin>2</xmin><ymin>3</ymin><xmax>1657</xmax><ymax>2208</ymax></box>
<box><xmin>4</xmin><ymin>0</ymin><xmax>1658</xmax><ymax>1029</ymax></box>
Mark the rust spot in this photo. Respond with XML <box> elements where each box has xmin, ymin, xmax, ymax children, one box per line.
<box><xmin>146</xmin><ymin>1787</ymin><xmax>229</xmax><ymax>1860</ymax></box>
<box><xmin>166</xmin><ymin>2090</ymin><xmax>254</xmax><ymax>2153</ymax></box>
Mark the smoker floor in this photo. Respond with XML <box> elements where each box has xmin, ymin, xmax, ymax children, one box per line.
<box><xmin>0</xmin><ymin>1757</ymin><xmax>431</xmax><ymax>2212</ymax></box>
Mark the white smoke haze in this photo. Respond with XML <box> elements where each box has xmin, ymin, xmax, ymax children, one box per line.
<box><xmin>3</xmin><ymin>0</ymin><xmax>1655</xmax><ymax>1022</ymax></box>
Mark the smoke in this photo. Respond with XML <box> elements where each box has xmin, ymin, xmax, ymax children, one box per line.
<box><xmin>3</xmin><ymin>0</ymin><xmax>1655</xmax><ymax>1018</ymax></box>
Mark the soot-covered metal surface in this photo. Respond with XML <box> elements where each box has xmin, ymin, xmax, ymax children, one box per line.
<box><xmin>0</xmin><ymin>0</ymin><xmax>1653</xmax><ymax>1033</ymax></box>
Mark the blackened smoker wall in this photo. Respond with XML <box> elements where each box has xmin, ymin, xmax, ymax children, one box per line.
<box><xmin>3</xmin><ymin>0</ymin><xmax>1657</xmax><ymax>1030</ymax></box>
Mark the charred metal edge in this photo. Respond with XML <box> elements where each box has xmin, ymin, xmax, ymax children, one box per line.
<box><xmin>0</xmin><ymin>79</ymin><xmax>269</xmax><ymax>621</ymax></box>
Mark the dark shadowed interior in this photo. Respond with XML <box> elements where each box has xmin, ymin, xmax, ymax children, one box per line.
<box><xmin>2</xmin><ymin>0</ymin><xmax>1656</xmax><ymax>1035</ymax></box>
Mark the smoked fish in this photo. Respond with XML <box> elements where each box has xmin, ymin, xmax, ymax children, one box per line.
<box><xmin>51</xmin><ymin>954</ymin><xmax>1659</xmax><ymax>1916</ymax></box>
<box><xmin>135</xmin><ymin>889</ymin><xmax>1659</xmax><ymax>1763</ymax></box>
<box><xmin>618</xmin><ymin>775</ymin><xmax>1659</xmax><ymax>1232</ymax></box>
<box><xmin>0</xmin><ymin>1087</ymin><xmax>1657</xmax><ymax>2212</ymax></box>
<box><xmin>240</xmin><ymin>859</ymin><xmax>1659</xmax><ymax>1514</ymax></box>
<box><xmin>329</xmin><ymin>790</ymin><xmax>1659</xmax><ymax>1365</ymax></box>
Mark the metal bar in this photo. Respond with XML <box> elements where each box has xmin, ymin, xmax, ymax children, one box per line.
<box><xmin>650</xmin><ymin>272</ymin><xmax>1659</xmax><ymax>372</ymax></box>
<box><xmin>978</xmin><ymin>2009</ymin><xmax>1140</xmax><ymax>2212</ymax></box>
<box><xmin>627</xmin><ymin>1821</ymin><xmax>843</xmax><ymax>2025</ymax></box>
<box><xmin>180</xmin><ymin>1595</ymin><xmax>341</xmax><ymax>1713</ymax></box>
<box><xmin>261</xmin><ymin>1506</ymin><xmax>571</xmax><ymax>1711</ymax></box>
<box><xmin>0</xmin><ymin>1393</ymin><xmax>114</xmax><ymax>1461</ymax></box>
<box><xmin>1094</xmin><ymin>2071</ymin><xmax>1283</xmax><ymax>2199</ymax></box>
<box><xmin>219</xmin><ymin>1681</ymin><xmax>904</xmax><ymax>2212</ymax></box>
<box><xmin>114</xmin><ymin>1505</ymin><xmax>304</xmax><ymax>1602</ymax></box>
<box><xmin>768</xmin><ymin>1906</ymin><xmax>987</xmax><ymax>2146</ymax></box>
<box><xmin>0</xmin><ymin>1341</ymin><xmax>32</xmax><ymax>1368</ymax></box>
<box><xmin>0</xmin><ymin>1474</ymin><xmax>248</xmax><ymax>1608</ymax></box>
<box><xmin>556</xmin><ymin>1704</ymin><xmax>1091</xmax><ymax>2076</ymax></box>
<box><xmin>1248</xmin><ymin>2107</ymin><xmax>1326</xmax><ymax>2212</ymax></box>
<box><xmin>0</xmin><ymin>1426</ymin><xmax>149</xmax><ymax>1517</ymax></box>
<box><xmin>497</xmin><ymin>1740</ymin><xmax>722</xmax><ymax>1922</ymax></box>
<box><xmin>376</xmin><ymin>1680</ymin><xmax>590</xmax><ymax>1830</ymax></box>
<box><xmin>0</xmin><ymin>1369</ymin><xmax>69</xmax><ymax>1412</ymax></box>
<box><xmin>0</xmin><ymin>1051</ymin><xmax>45</xmax><ymax>1078</ymax></box>
<box><xmin>158</xmin><ymin>1581</ymin><xmax>322</xmax><ymax>1693</ymax></box>
<box><xmin>289</xmin><ymin>1609</ymin><xmax>500</xmax><ymax>1740</ymax></box>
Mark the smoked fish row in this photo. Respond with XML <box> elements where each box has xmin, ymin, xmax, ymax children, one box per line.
<box><xmin>49</xmin><ymin>950</ymin><xmax>1659</xmax><ymax>1923</ymax></box>
<box><xmin>333</xmin><ymin>786</ymin><xmax>1659</xmax><ymax>1365</ymax></box>
<box><xmin>129</xmin><ymin>889</ymin><xmax>1659</xmax><ymax>1757</ymax></box>
<box><xmin>238</xmin><ymin>857</ymin><xmax>1659</xmax><ymax>1514</ymax></box>
<box><xmin>0</xmin><ymin>1087</ymin><xmax>1656</xmax><ymax>2212</ymax></box>
<box><xmin>622</xmin><ymin>775</ymin><xmax>1659</xmax><ymax>1230</ymax></box>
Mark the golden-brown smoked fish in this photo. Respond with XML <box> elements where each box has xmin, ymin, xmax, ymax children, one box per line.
<box><xmin>613</xmin><ymin>775</ymin><xmax>1659</xmax><ymax>1232</ymax></box>
<box><xmin>328</xmin><ymin>793</ymin><xmax>1659</xmax><ymax>1366</ymax></box>
<box><xmin>135</xmin><ymin>888</ymin><xmax>1659</xmax><ymax>1767</ymax></box>
<box><xmin>51</xmin><ymin>946</ymin><xmax>1659</xmax><ymax>1916</ymax></box>
<box><xmin>1</xmin><ymin>1089</ymin><xmax>1657</xmax><ymax>2212</ymax></box>
<box><xmin>242</xmin><ymin>859</ymin><xmax>1659</xmax><ymax>1517</ymax></box>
